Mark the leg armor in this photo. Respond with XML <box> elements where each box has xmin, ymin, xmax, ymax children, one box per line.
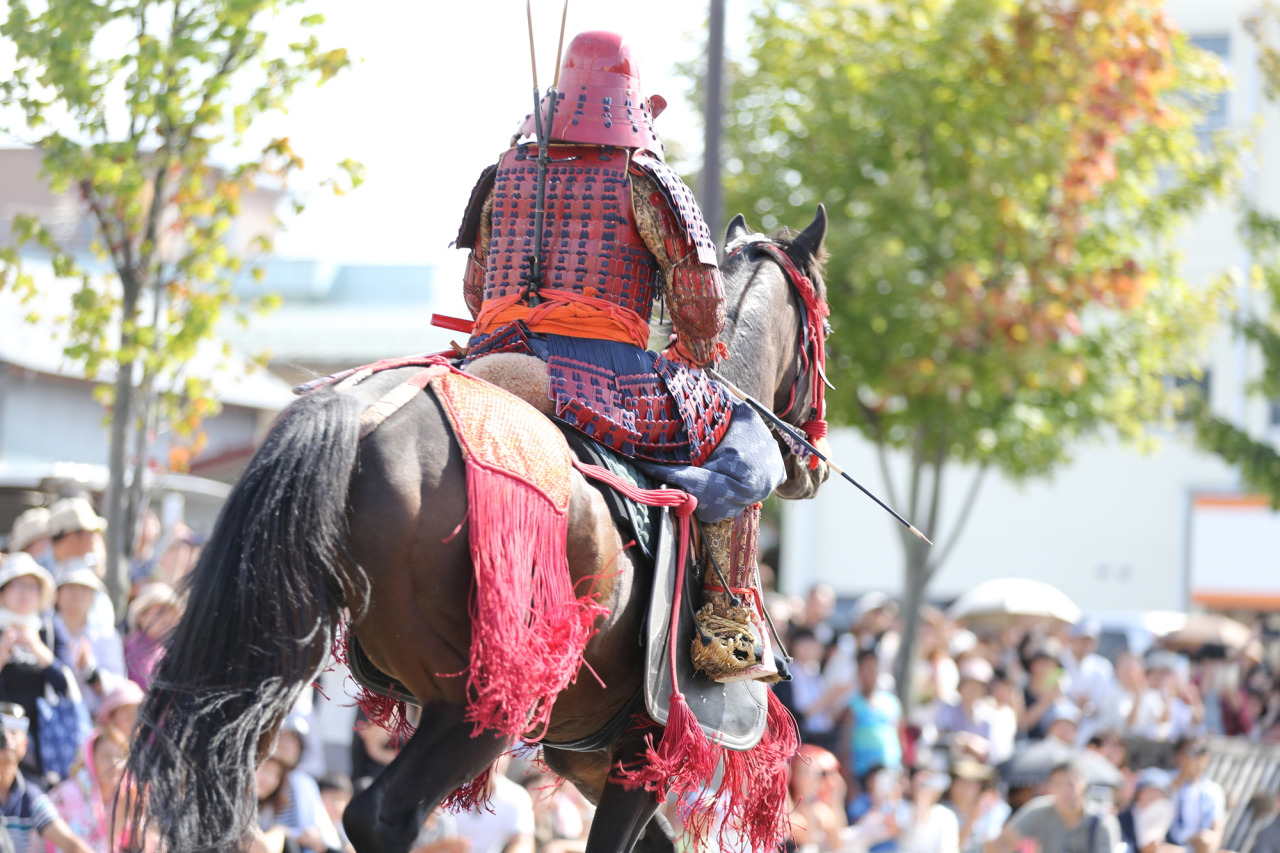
<box><xmin>690</xmin><ymin>504</ymin><xmax>781</xmax><ymax>684</ymax></box>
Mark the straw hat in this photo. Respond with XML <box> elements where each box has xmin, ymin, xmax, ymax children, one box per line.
<box><xmin>9</xmin><ymin>507</ymin><xmax>51</xmax><ymax>552</ymax></box>
<box><xmin>0</xmin><ymin>553</ymin><xmax>56</xmax><ymax>611</ymax></box>
<box><xmin>55</xmin><ymin>556</ymin><xmax>107</xmax><ymax>596</ymax></box>
<box><xmin>48</xmin><ymin>498</ymin><xmax>106</xmax><ymax>538</ymax></box>
<box><xmin>127</xmin><ymin>583</ymin><xmax>181</xmax><ymax>632</ymax></box>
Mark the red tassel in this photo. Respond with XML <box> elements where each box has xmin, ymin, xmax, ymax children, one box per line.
<box><xmin>713</xmin><ymin>690</ymin><xmax>801</xmax><ymax>851</ymax></box>
<box><xmin>461</xmin><ymin>462</ymin><xmax>608</xmax><ymax>741</ymax></box>
<box><xmin>615</xmin><ymin>693</ymin><xmax>718</xmax><ymax>802</ymax></box>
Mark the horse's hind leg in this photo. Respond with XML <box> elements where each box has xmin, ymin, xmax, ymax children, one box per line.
<box><xmin>544</xmin><ymin>737</ymin><xmax>677</xmax><ymax>853</ymax></box>
<box><xmin>344</xmin><ymin>704</ymin><xmax>509</xmax><ymax>853</ymax></box>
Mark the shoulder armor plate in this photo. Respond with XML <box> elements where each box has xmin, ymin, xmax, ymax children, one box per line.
<box><xmin>630</xmin><ymin>152</ymin><xmax>718</xmax><ymax>267</ymax></box>
<box><xmin>455</xmin><ymin>163</ymin><xmax>499</xmax><ymax>250</ymax></box>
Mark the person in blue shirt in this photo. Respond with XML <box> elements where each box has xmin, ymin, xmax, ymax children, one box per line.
<box><xmin>837</xmin><ymin>648</ymin><xmax>904</xmax><ymax>786</ymax></box>
<box><xmin>0</xmin><ymin>703</ymin><xmax>92</xmax><ymax>853</ymax></box>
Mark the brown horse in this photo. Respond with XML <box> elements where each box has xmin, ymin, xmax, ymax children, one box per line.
<box><xmin>123</xmin><ymin>207</ymin><xmax>830</xmax><ymax>853</ymax></box>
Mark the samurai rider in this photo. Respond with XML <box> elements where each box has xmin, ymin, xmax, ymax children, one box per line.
<box><xmin>454</xmin><ymin>30</ymin><xmax>786</xmax><ymax>684</ymax></box>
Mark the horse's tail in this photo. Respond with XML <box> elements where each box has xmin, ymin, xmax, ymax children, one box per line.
<box><xmin>124</xmin><ymin>386</ymin><xmax>365</xmax><ymax>852</ymax></box>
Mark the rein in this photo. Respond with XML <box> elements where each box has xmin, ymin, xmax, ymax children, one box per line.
<box><xmin>727</xmin><ymin>239</ymin><xmax>830</xmax><ymax>465</ymax></box>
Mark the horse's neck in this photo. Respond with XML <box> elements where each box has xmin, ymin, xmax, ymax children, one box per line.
<box><xmin>719</xmin><ymin>266</ymin><xmax>799</xmax><ymax>410</ymax></box>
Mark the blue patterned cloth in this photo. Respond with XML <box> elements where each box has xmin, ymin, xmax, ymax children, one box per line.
<box><xmin>634</xmin><ymin>400</ymin><xmax>785</xmax><ymax>522</ymax></box>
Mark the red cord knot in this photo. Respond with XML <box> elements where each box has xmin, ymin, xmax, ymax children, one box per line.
<box><xmin>675</xmin><ymin>494</ymin><xmax>698</xmax><ymax>518</ymax></box>
<box><xmin>801</xmin><ymin>419</ymin><xmax>828</xmax><ymax>440</ymax></box>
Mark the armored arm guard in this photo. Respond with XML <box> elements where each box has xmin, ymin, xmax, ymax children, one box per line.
<box><xmin>630</xmin><ymin>153</ymin><xmax>725</xmax><ymax>367</ymax></box>
<box><xmin>456</xmin><ymin>164</ymin><xmax>498</xmax><ymax>319</ymax></box>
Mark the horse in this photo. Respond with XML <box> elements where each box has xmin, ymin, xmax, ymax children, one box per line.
<box><xmin>123</xmin><ymin>206</ymin><xmax>831</xmax><ymax>853</ymax></box>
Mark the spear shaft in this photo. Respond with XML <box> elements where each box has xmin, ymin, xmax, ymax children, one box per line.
<box><xmin>709</xmin><ymin>370</ymin><xmax>933</xmax><ymax>545</ymax></box>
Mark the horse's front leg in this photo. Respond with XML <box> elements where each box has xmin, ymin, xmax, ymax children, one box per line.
<box><xmin>344</xmin><ymin>703</ymin><xmax>510</xmax><ymax>853</ymax></box>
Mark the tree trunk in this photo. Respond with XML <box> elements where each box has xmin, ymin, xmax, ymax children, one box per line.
<box><xmin>104</xmin><ymin>355</ymin><xmax>134</xmax><ymax>618</ymax></box>
<box><xmin>895</xmin><ymin>537</ymin><xmax>931</xmax><ymax>710</ymax></box>
<box><xmin>103</xmin><ymin>273</ymin><xmax>140</xmax><ymax>619</ymax></box>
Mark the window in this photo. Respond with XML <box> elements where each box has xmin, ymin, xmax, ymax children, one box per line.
<box><xmin>1189</xmin><ymin>35</ymin><xmax>1231</xmax><ymax>148</ymax></box>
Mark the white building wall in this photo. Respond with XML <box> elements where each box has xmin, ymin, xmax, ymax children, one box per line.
<box><xmin>780</xmin><ymin>0</ymin><xmax>1280</xmax><ymax>611</ymax></box>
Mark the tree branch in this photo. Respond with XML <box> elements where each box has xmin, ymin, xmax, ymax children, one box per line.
<box><xmin>930</xmin><ymin>464</ymin><xmax>990</xmax><ymax>571</ymax></box>
<box><xmin>861</xmin><ymin>402</ymin><xmax>909</xmax><ymax>552</ymax></box>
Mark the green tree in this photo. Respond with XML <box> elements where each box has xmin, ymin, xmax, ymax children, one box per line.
<box><xmin>0</xmin><ymin>0</ymin><xmax>360</xmax><ymax>613</ymax></box>
<box><xmin>1194</xmin><ymin>2</ymin><xmax>1280</xmax><ymax>503</ymax></box>
<box><xmin>721</xmin><ymin>0</ymin><xmax>1236</xmax><ymax>704</ymax></box>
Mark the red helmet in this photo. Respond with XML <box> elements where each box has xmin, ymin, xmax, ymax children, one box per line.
<box><xmin>517</xmin><ymin>31</ymin><xmax>667</xmax><ymax>157</ymax></box>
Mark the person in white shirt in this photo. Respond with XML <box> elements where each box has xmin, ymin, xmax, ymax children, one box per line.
<box><xmin>52</xmin><ymin>562</ymin><xmax>126</xmax><ymax>719</ymax></box>
<box><xmin>1136</xmin><ymin>653</ymin><xmax>1204</xmax><ymax>743</ymax></box>
<box><xmin>1063</xmin><ymin>620</ymin><xmax>1115</xmax><ymax>743</ymax></box>
<box><xmin>898</xmin><ymin>765</ymin><xmax>959</xmax><ymax>853</ymax></box>
<box><xmin>453</xmin><ymin>755</ymin><xmax>534</xmax><ymax>853</ymax></box>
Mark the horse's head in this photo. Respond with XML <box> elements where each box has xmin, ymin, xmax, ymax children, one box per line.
<box><xmin>719</xmin><ymin>206</ymin><xmax>832</xmax><ymax>500</ymax></box>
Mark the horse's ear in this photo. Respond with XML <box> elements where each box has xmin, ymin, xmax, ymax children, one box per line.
<box><xmin>725</xmin><ymin>213</ymin><xmax>750</xmax><ymax>245</ymax></box>
<box><xmin>791</xmin><ymin>204</ymin><xmax>827</xmax><ymax>261</ymax></box>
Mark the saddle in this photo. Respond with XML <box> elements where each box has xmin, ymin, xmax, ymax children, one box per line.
<box><xmin>336</xmin><ymin>365</ymin><xmax>768</xmax><ymax>751</ymax></box>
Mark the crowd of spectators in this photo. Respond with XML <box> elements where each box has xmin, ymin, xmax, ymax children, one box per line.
<box><xmin>1</xmin><ymin>498</ymin><xmax>597</xmax><ymax>853</ymax></box>
<box><xmin>768</xmin><ymin>583</ymin><xmax>1280</xmax><ymax>853</ymax></box>
<box><xmin>5</xmin><ymin>497</ymin><xmax>1280</xmax><ymax>853</ymax></box>
<box><xmin>0</xmin><ymin>498</ymin><xmax>192</xmax><ymax>852</ymax></box>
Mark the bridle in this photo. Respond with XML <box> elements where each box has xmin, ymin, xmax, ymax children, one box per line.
<box><xmin>725</xmin><ymin>238</ymin><xmax>831</xmax><ymax>468</ymax></box>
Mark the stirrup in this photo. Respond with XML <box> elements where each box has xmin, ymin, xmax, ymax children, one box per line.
<box><xmin>691</xmin><ymin>589</ymin><xmax>781</xmax><ymax>684</ymax></box>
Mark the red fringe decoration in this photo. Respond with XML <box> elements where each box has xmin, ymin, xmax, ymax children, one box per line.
<box><xmin>442</xmin><ymin>764</ymin><xmax>494</xmax><ymax>814</ymax></box>
<box><xmin>462</xmin><ymin>461</ymin><xmax>607</xmax><ymax>741</ymax></box>
<box><xmin>330</xmin><ymin>621</ymin><xmax>417</xmax><ymax>747</ymax></box>
<box><xmin>618</xmin><ymin>690</ymin><xmax>799</xmax><ymax>852</ymax></box>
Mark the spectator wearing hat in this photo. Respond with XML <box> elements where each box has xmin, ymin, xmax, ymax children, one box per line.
<box><xmin>7</xmin><ymin>510</ymin><xmax>53</xmax><ymax>572</ymax></box>
<box><xmin>52</xmin><ymin>561</ymin><xmax>125</xmax><ymax>719</ymax></box>
<box><xmin>1117</xmin><ymin>768</ymin><xmax>1175</xmax><ymax>853</ymax></box>
<box><xmin>46</xmin><ymin>501</ymin><xmax>117</xmax><ymax>637</ymax></box>
<box><xmin>1165</xmin><ymin>735</ymin><xmax>1224</xmax><ymax>853</ymax></box>
<box><xmin>123</xmin><ymin>583</ymin><xmax>182</xmax><ymax>691</ymax></box>
<box><xmin>46</xmin><ymin>501</ymin><xmax>105</xmax><ymax>575</ymax></box>
<box><xmin>1020</xmin><ymin>642</ymin><xmax>1070</xmax><ymax>740</ymax></box>
<box><xmin>944</xmin><ymin>759</ymin><xmax>1009</xmax><ymax>853</ymax></box>
<box><xmin>94</xmin><ymin>682</ymin><xmax>143</xmax><ymax>741</ymax></box>
<box><xmin>991</xmin><ymin>759</ymin><xmax>1119</xmax><ymax>853</ymax></box>
<box><xmin>0</xmin><ymin>702</ymin><xmax>94</xmax><ymax>853</ymax></box>
<box><xmin>1064</xmin><ymin>620</ymin><xmax>1115</xmax><ymax>740</ymax></box>
<box><xmin>934</xmin><ymin>659</ymin><xmax>996</xmax><ymax>764</ymax></box>
<box><xmin>0</xmin><ymin>555</ymin><xmax>77</xmax><ymax>780</ymax></box>
<box><xmin>1042</xmin><ymin>702</ymin><xmax>1083</xmax><ymax>747</ymax></box>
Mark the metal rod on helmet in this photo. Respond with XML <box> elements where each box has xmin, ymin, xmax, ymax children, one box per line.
<box><xmin>552</xmin><ymin>0</ymin><xmax>570</xmax><ymax>88</ymax></box>
<box><xmin>708</xmin><ymin>369</ymin><xmax>933</xmax><ymax>545</ymax></box>
<box><xmin>526</xmin><ymin>0</ymin><xmax>539</xmax><ymax>90</ymax></box>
